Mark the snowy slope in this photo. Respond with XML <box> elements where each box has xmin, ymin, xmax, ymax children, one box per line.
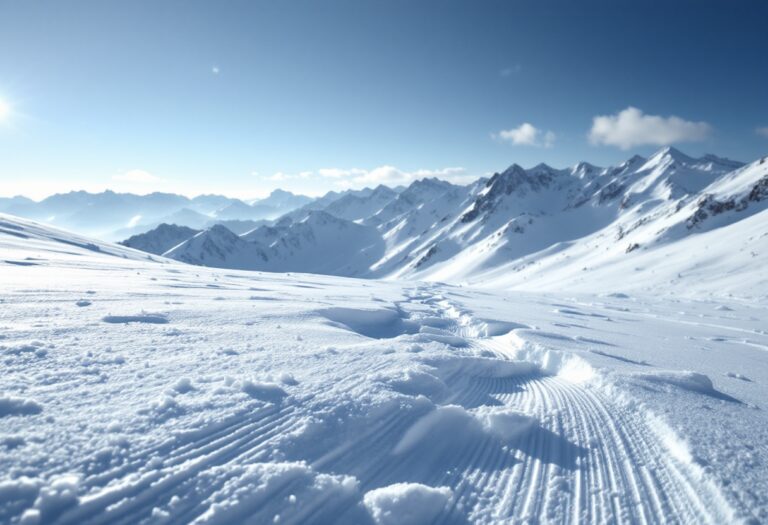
<box><xmin>457</xmin><ymin>155</ymin><xmax>768</xmax><ymax>298</ymax></box>
<box><xmin>0</xmin><ymin>213</ymin><xmax>164</xmax><ymax>264</ymax></box>
<box><xmin>1</xmin><ymin>215</ymin><xmax>767</xmax><ymax>523</ymax></box>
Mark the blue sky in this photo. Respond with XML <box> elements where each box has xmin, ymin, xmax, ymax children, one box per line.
<box><xmin>0</xmin><ymin>0</ymin><xmax>766</xmax><ymax>199</ymax></box>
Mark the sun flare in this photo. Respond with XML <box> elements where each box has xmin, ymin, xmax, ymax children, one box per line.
<box><xmin>0</xmin><ymin>98</ymin><xmax>11</xmax><ymax>120</ymax></box>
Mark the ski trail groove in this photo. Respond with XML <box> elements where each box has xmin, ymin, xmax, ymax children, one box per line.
<box><xmin>33</xmin><ymin>285</ymin><xmax>737</xmax><ymax>524</ymax></box>
<box><xmin>411</xmin><ymin>289</ymin><xmax>735</xmax><ymax>524</ymax></box>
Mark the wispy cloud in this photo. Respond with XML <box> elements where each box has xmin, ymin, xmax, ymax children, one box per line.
<box><xmin>494</xmin><ymin>123</ymin><xmax>556</xmax><ymax>148</ymax></box>
<box><xmin>112</xmin><ymin>169</ymin><xmax>163</xmax><ymax>184</ymax></box>
<box><xmin>254</xmin><ymin>166</ymin><xmax>469</xmax><ymax>189</ymax></box>
<box><xmin>756</xmin><ymin>126</ymin><xmax>768</xmax><ymax>138</ymax></box>
<box><xmin>320</xmin><ymin>166</ymin><xmax>467</xmax><ymax>187</ymax></box>
<box><xmin>589</xmin><ymin>107</ymin><xmax>711</xmax><ymax>150</ymax></box>
<box><xmin>266</xmin><ymin>171</ymin><xmax>312</xmax><ymax>181</ymax></box>
<box><xmin>500</xmin><ymin>64</ymin><xmax>522</xmax><ymax>77</ymax></box>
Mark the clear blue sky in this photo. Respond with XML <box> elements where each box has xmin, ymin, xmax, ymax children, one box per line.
<box><xmin>1</xmin><ymin>0</ymin><xmax>766</xmax><ymax>198</ymax></box>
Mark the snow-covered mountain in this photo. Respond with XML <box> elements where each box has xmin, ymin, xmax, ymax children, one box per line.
<box><xmin>120</xmin><ymin>223</ymin><xmax>201</xmax><ymax>255</ymax></box>
<box><xmin>130</xmin><ymin>148</ymin><xmax>766</xmax><ymax>299</ymax></box>
<box><xmin>0</xmin><ymin>189</ymin><xmax>314</xmax><ymax>241</ymax></box>
<box><xmin>170</xmin><ymin>211</ymin><xmax>384</xmax><ymax>276</ymax></box>
<box><xmin>250</xmin><ymin>189</ymin><xmax>314</xmax><ymax>218</ymax></box>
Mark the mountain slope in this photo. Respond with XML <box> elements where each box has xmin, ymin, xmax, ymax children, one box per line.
<box><xmin>120</xmin><ymin>223</ymin><xmax>201</xmax><ymax>255</ymax></box>
<box><xmin>447</xmin><ymin>155</ymin><xmax>768</xmax><ymax>298</ymax></box>
<box><xmin>163</xmin><ymin>224</ymin><xmax>270</xmax><ymax>270</ymax></box>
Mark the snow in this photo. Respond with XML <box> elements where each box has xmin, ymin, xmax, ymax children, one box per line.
<box><xmin>362</xmin><ymin>483</ymin><xmax>452</xmax><ymax>525</ymax></box>
<box><xmin>1</xmin><ymin>150</ymin><xmax>768</xmax><ymax>524</ymax></box>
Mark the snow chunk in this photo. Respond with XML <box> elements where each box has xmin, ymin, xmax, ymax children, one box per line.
<box><xmin>172</xmin><ymin>377</ymin><xmax>194</xmax><ymax>394</ymax></box>
<box><xmin>240</xmin><ymin>380</ymin><xmax>287</xmax><ymax>403</ymax></box>
<box><xmin>394</xmin><ymin>404</ymin><xmax>538</xmax><ymax>455</ymax></box>
<box><xmin>33</xmin><ymin>474</ymin><xmax>80</xmax><ymax>521</ymax></box>
<box><xmin>278</xmin><ymin>373</ymin><xmax>299</xmax><ymax>386</ymax></box>
<box><xmin>363</xmin><ymin>482</ymin><xmax>452</xmax><ymax>525</ymax></box>
<box><xmin>0</xmin><ymin>396</ymin><xmax>43</xmax><ymax>417</ymax></box>
<box><xmin>474</xmin><ymin>407</ymin><xmax>538</xmax><ymax>441</ymax></box>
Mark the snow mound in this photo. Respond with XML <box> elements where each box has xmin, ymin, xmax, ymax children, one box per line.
<box><xmin>638</xmin><ymin>371</ymin><xmax>714</xmax><ymax>394</ymax></box>
<box><xmin>474</xmin><ymin>407</ymin><xmax>539</xmax><ymax>441</ymax></box>
<box><xmin>636</xmin><ymin>371</ymin><xmax>740</xmax><ymax>402</ymax></box>
<box><xmin>363</xmin><ymin>482</ymin><xmax>452</xmax><ymax>525</ymax></box>
<box><xmin>317</xmin><ymin>307</ymin><xmax>416</xmax><ymax>339</ymax></box>
<box><xmin>386</xmin><ymin>369</ymin><xmax>447</xmax><ymax>399</ymax></box>
<box><xmin>394</xmin><ymin>404</ymin><xmax>538</xmax><ymax>454</ymax></box>
<box><xmin>0</xmin><ymin>396</ymin><xmax>43</xmax><ymax>417</ymax></box>
<box><xmin>239</xmin><ymin>380</ymin><xmax>288</xmax><ymax>403</ymax></box>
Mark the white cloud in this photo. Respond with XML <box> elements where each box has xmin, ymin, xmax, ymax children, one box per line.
<box><xmin>494</xmin><ymin>123</ymin><xmax>556</xmax><ymax>148</ymax></box>
<box><xmin>589</xmin><ymin>106</ymin><xmax>711</xmax><ymax>150</ymax></box>
<box><xmin>212</xmin><ymin>66</ymin><xmax>220</xmax><ymax>75</ymax></box>
<box><xmin>112</xmin><ymin>169</ymin><xmax>162</xmax><ymax>184</ymax></box>
<box><xmin>318</xmin><ymin>166</ymin><xmax>467</xmax><ymax>188</ymax></box>
<box><xmin>756</xmin><ymin>127</ymin><xmax>768</xmax><ymax>139</ymax></box>
<box><xmin>318</xmin><ymin>168</ymin><xmax>367</xmax><ymax>179</ymax></box>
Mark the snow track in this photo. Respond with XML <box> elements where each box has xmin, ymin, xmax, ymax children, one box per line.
<box><xmin>0</xmin><ymin>244</ymin><xmax>750</xmax><ymax>525</ymax></box>
<box><xmin>375</xmin><ymin>288</ymin><xmax>735</xmax><ymax>524</ymax></box>
<box><xmin>53</xmin><ymin>290</ymin><xmax>735</xmax><ymax>524</ymax></box>
<box><xmin>440</xmin><ymin>351</ymin><xmax>731</xmax><ymax>524</ymax></box>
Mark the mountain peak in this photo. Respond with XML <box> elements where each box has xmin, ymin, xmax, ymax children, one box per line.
<box><xmin>652</xmin><ymin>146</ymin><xmax>692</xmax><ymax>163</ymax></box>
<box><xmin>530</xmin><ymin>162</ymin><xmax>557</xmax><ymax>173</ymax></box>
<box><xmin>501</xmin><ymin>163</ymin><xmax>527</xmax><ymax>176</ymax></box>
<box><xmin>207</xmin><ymin>223</ymin><xmax>239</xmax><ymax>238</ymax></box>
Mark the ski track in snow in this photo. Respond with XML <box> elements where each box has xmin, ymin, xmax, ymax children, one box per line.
<box><xmin>3</xmin><ymin>284</ymin><xmax>736</xmax><ymax>525</ymax></box>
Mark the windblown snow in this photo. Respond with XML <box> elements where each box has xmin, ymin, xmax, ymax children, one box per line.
<box><xmin>1</xmin><ymin>207</ymin><xmax>767</xmax><ymax>524</ymax></box>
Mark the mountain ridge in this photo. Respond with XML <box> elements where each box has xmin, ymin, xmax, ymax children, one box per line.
<box><xmin>113</xmin><ymin>148</ymin><xmax>767</xmax><ymax>298</ymax></box>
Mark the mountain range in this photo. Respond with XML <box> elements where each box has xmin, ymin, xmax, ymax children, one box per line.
<box><xmin>115</xmin><ymin>147</ymin><xmax>768</xmax><ymax>297</ymax></box>
<box><xmin>0</xmin><ymin>188</ymin><xmax>313</xmax><ymax>241</ymax></box>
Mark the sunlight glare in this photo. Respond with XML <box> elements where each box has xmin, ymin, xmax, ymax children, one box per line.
<box><xmin>0</xmin><ymin>98</ymin><xmax>10</xmax><ymax>120</ymax></box>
